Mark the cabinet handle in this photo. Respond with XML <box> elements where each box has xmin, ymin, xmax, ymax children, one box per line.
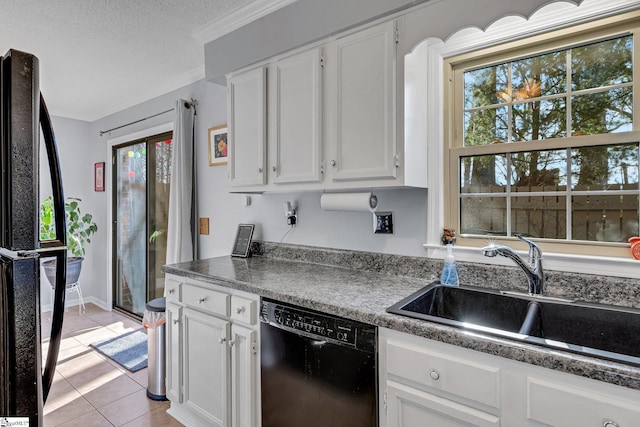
<box><xmin>168</xmin><ymin>288</ymin><xmax>175</xmax><ymax>294</ymax></box>
<box><xmin>604</xmin><ymin>422</ymin><xmax>619</xmax><ymax>427</ymax></box>
<box><xmin>198</xmin><ymin>297</ymin><xmax>206</xmax><ymax>304</ymax></box>
<box><xmin>236</xmin><ymin>306</ymin><xmax>246</xmax><ymax>314</ymax></box>
<box><xmin>330</xmin><ymin>160</ymin><xmax>336</xmax><ymax>167</ymax></box>
<box><xmin>429</xmin><ymin>369</ymin><xmax>440</xmax><ymax>381</ymax></box>
<box><xmin>218</xmin><ymin>337</ymin><xmax>227</xmax><ymax>344</ymax></box>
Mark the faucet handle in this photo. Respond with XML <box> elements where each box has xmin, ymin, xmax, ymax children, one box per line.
<box><xmin>515</xmin><ymin>234</ymin><xmax>542</xmax><ymax>264</ymax></box>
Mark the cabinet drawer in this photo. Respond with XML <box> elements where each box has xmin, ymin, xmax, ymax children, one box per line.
<box><xmin>230</xmin><ymin>295</ymin><xmax>257</xmax><ymax>325</ymax></box>
<box><xmin>387</xmin><ymin>340</ymin><xmax>500</xmax><ymax>409</ymax></box>
<box><xmin>387</xmin><ymin>381</ymin><xmax>500</xmax><ymax>427</ymax></box>
<box><xmin>165</xmin><ymin>277</ymin><xmax>181</xmax><ymax>303</ymax></box>
<box><xmin>182</xmin><ymin>283</ymin><xmax>229</xmax><ymax>316</ymax></box>
<box><xmin>527</xmin><ymin>377</ymin><xmax>640</xmax><ymax>426</ymax></box>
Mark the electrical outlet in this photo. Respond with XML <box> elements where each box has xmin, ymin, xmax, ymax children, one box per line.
<box><xmin>284</xmin><ymin>200</ymin><xmax>297</xmax><ymax>226</ymax></box>
<box><xmin>199</xmin><ymin>217</ymin><xmax>210</xmax><ymax>235</ymax></box>
<box><xmin>373</xmin><ymin>212</ymin><xmax>393</xmax><ymax>234</ymax></box>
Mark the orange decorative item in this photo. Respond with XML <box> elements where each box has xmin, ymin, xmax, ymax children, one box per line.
<box><xmin>629</xmin><ymin>237</ymin><xmax>640</xmax><ymax>260</ymax></box>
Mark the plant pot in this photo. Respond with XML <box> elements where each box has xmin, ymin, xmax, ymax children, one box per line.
<box><xmin>42</xmin><ymin>257</ymin><xmax>84</xmax><ymax>286</ymax></box>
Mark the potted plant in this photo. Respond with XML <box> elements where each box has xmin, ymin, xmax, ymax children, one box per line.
<box><xmin>40</xmin><ymin>196</ymin><xmax>98</xmax><ymax>285</ymax></box>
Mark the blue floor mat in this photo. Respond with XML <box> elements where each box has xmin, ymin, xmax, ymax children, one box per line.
<box><xmin>90</xmin><ymin>329</ymin><xmax>148</xmax><ymax>372</ymax></box>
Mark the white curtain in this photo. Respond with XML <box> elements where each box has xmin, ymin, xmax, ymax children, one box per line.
<box><xmin>166</xmin><ymin>99</ymin><xmax>197</xmax><ymax>265</ymax></box>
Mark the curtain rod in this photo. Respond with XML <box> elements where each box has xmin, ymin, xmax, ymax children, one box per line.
<box><xmin>99</xmin><ymin>99</ymin><xmax>198</xmax><ymax>137</ymax></box>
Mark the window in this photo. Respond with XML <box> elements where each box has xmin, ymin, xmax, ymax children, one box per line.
<box><xmin>446</xmin><ymin>18</ymin><xmax>640</xmax><ymax>257</ymax></box>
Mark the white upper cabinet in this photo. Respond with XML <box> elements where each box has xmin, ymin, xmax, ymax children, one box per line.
<box><xmin>228</xmin><ymin>66</ymin><xmax>266</xmax><ymax>187</ymax></box>
<box><xmin>226</xmin><ymin>17</ymin><xmax>427</xmax><ymax>192</ymax></box>
<box><xmin>329</xmin><ymin>20</ymin><xmax>397</xmax><ymax>182</ymax></box>
<box><xmin>269</xmin><ymin>47</ymin><xmax>323</xmax><ymax>185</ymax></box>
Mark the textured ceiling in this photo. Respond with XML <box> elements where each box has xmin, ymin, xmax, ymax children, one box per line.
<box><xmin>0</xmin><ymin>0</ymin><xmax>256</xmax><ymax>121</ymax></box>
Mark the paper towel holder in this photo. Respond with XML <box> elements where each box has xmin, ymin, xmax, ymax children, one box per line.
<box><xmin>320</xmin><ymin>191</ymin><xmax>379</xmax><ymax>212</ymax></box>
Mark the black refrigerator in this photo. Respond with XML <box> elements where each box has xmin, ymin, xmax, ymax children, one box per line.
<box><xmin>0</xmin><ymin>49</ymin><xmax>68</xmax><ymax>426</ymax></box>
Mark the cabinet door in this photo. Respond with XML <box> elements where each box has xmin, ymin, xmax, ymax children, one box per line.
<box><xmin>526</xmin><ymin>377</ymin><xmax>640</xmax><ymax>426</ymax></box>
<box><xmin>228</xmin><ymin>66</ymin><xmax>266</xmax><ymax>187</ymax></box>
<box><xmin>230</xmin><ymin>324</ymin><xmax>258</xmax><ymax>427</ymax></box>
<box><xmin>166</xmin><ymin>302</ymin><xmax>182</xmax><ymax>403</ymax></box>
<box><xmin>270</xmin><ymin>48</ymin><xmax>323</xmax><ymax>184</ymax></box>
<box><xmin>183</xmin><ymin>308</ymin><xmax>230</xmax><ymax>427</ymax></box>
<box><xmin>386</xmin><ymin>382</ymin><xmax>500</xmax><ymax>427</ymax></box>
<box><xmin>331</xmin><ymin>20</ymin><xmax>397</xmax><ymax>181</ymax></box>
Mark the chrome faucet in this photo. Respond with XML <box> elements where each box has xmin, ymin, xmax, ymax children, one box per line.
<box><xmin>481</xmin><ymin>234</ymin><xmax>544</xmax><ymax>295</ymax></box>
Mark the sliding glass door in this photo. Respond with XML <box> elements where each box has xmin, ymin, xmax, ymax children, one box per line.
<box><xmin>113</xmin><ymin>131</ymin><xmax>172</xmax><ymax>316</ymax></box>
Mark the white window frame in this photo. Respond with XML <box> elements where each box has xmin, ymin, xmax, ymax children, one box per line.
<box><xmin>416</xmin><ymin>7</ymin><xmax>640</xmax><ymax>278</ymax></box>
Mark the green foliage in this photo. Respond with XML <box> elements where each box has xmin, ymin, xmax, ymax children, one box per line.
<box><xmin>40</xmin><ymin>196</ymin><xmax>98</xmax><ymax>258</ymax></box>
<box><xmin>463</xmin><ymin>34</ymin><xmax>634</xmax><ymax>187</ymax></box>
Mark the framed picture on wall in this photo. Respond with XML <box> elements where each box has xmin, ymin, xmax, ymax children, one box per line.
<box><xmin>94</xmin><ymin>162</ymin><xmax>105</xmax><ymax>192</ymax></box>
<box><xmin>208</xmin><ymin>125</ymin><xmax>228</xmax><ymax>166</ymax></box>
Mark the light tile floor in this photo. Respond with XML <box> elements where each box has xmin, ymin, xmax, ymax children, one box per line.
<box><xmin>41</xmin><ymin>303</ymin><xmax>183</xmax><ymax>426</ymax></box>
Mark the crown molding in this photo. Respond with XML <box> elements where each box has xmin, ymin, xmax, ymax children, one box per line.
<box><xmin>192</xmin><ymin>0</ymin><xmax>298</xmax><ymax>45</ymax></box>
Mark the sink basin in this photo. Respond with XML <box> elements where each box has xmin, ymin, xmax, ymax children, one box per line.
<box><xmin>387</xmin><ymin>282</ymin><xmax>640</xmax><ymax>366</ymax></box>
<box><xmin>388</xmin><ymin>283</ymin><xmax>533</xmax><ymax>334</ymax></box>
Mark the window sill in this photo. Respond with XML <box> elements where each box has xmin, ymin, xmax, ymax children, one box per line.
<box><xmin>423</xmin><ymin>243</ymin><xmax>640</xmax><ymax>280</ymax></box>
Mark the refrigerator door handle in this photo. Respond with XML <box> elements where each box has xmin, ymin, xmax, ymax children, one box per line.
<box><xmin>39</xmin><ymin>94</ymin><xmax>66</xmax><ymax>248</ymax></box>
<box><xmin>41</xmin><ymin>248</ymin><xmax>66</xmax><ymax>402</ymax></box>
<box><xmin>39</xmin><ymin>94</ymin><xmax>67</xmax><ymax>403</ymax></box>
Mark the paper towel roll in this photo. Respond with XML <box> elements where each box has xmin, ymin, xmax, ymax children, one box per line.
<box><xmin>320</xmin><ymin>192</ymin><xmax>378</xmax><ymax>212</ymax></box>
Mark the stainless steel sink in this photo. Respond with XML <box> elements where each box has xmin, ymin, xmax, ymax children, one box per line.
<box><xmin>387</xmin><ymin>282</ymin><xmax>640</xmax><ymax>366</ymax></box>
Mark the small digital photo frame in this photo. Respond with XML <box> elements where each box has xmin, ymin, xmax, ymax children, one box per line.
<box><xmin>231</xmin><ymin>224</ymin><xmax>255</xmax><ymax>257</ymax></box>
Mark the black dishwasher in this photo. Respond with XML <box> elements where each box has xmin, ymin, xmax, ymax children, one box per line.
<box><xmin>260</xmin><ymin>298</ymin><xmax>378</xmax><ymax>427</ymax></box>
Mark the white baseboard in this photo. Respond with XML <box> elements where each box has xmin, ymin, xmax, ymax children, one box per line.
<box><xmin>40</xmin><ymin>295</ymin><xmax>111</xmax><ymax>313</ymax></box>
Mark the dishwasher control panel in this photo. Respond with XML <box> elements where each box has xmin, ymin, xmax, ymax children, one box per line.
<box><xmin>260</xmin><ymin>299</ymin><xmax>376</xmax><ymax>351</ymax></box>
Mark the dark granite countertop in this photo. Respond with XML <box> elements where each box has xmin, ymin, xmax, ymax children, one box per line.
<box><xmin>163</xmin><ymin>253</ymin><xmax>640</xmax><ymax>392</ymax></box>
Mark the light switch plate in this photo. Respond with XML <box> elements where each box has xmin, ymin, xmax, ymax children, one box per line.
<box><xmin>199</xmin><ymin>217</ymin><xmax>210</xmax><ymax>235</ymax></box>
<box><xmin>373</xmin><ymin>211</ymin><xmax>393</xmax><ymax>234</ymax></box>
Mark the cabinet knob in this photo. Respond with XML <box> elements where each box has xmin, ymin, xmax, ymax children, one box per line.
<box><xmin>429</xmin><ymin>369</ymin><xmax>440</xmax><ymax>381</ymax></box>
<box><xmin>258</xmin><ymin>167</ymin><xmax>263</xmax><ymax>173</ymax></box>
<box><xmin>218</xmin><ymin>337</ymin><xmax>226</xmax><ymax>344</ymax></box>
<box><xmin>168</xmin><ymin>289</ymin><xmax>175</xmax><ymax>294</ymax></box>
<box><xmin>173</xmin><ymin>319</ymin><xmax>179</xmax><ymax>324</ymax></box>
<box><xmin>272</xmin><ymin>166</ymin><xmax>277</xmax><ymax>172</ymax></box>
<box><xmin>236</xmin><ymin>306</ymin><xmax>246</xmax><ymax>314</ymax></box>
<box><xmin>198</xmin><ymin>297</ymin><xmax>206</xmax><ymax>304</ymax></box>
<box><xmin>228</xmin><ymin>340</ymin><xmax>236</xmax><ymax>347</ymax></box>
<box><xmin>330</xmin><ymin>160</ymin><xmax>336</xmax><ymax>167</ymax></box>
<box><xmin>604</xmin><ymin>422</ymin><xmax>619</xmax><ymax>427</ymax></box>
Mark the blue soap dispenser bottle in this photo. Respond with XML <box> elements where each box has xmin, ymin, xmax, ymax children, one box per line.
<box><xmin>440</xmin><ymin>244</ymin><xmax>459</xmax><ymax>286</ymax></box>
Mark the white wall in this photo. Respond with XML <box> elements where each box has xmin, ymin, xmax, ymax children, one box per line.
<box><xmin>40</xmin><ymin>115</ymin><xmax>98</xmax><ymax>309</ymax></box>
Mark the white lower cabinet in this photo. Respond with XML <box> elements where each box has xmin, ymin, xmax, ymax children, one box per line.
<box><xmin>381</xmin><ymin>328</ymin><xmax>501</xmax><ymax>427</ymax></box>
<box><xmin>165</xmin><ymin>275</ymin><xmax>260</xmax><ymax>427</ymax></box>
<box><xmin>230</xmin><ymin>324</ymin><xmax>258</xmax><ymax>427</ymax></box>
<box><xmin>386</xmin><ymin>381</ymin><xmax>500</xmax><ymax>427</ymax></box>
<box><xmin>380</xmin><ymin>328</ymin><xmax>640</xmax><ymax>427</ymax></box>
<box><xmin>522</xmin><ymin>373</ymin><xmax>640</xmax><ymax>427</ymax></box>
<box><xmin>166</xmin><ymin>301</ymin><xmax>182</xmax><ymax>403</ymax></box>
<box><xmin>183</xmin><ymin>308</ymin><xmax>229</xmax><ymax>426</ymax></box>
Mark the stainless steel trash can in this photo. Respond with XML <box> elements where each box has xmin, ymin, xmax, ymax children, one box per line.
<box><xmin>143</xmin><ymin>297</ymin><xmax>167</xmax><ymax>401</ymax></box>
